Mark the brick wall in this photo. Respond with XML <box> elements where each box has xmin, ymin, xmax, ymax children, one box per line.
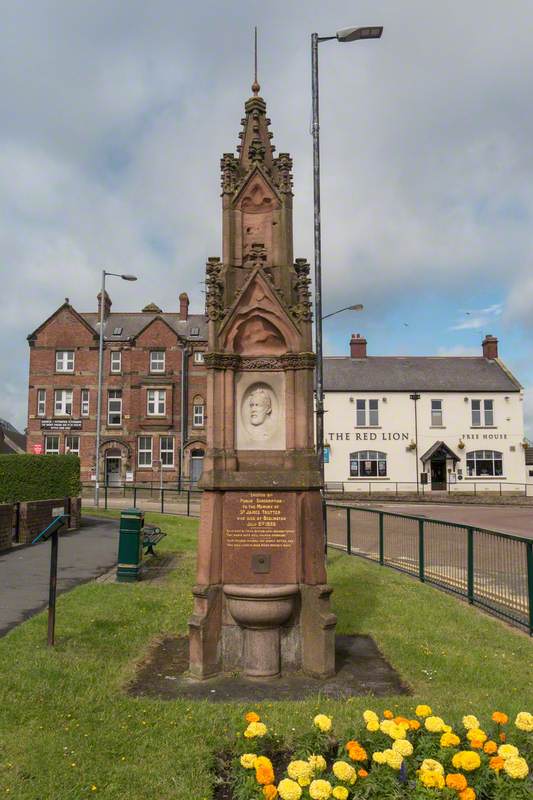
<box><xmin>0</xmin><ymin>504</ymin><xmax>13</xmax><ymax>551</ymax></box>
<box><xmin>18</xmin><ymin>497</ymin><xmax>76</xmax><ymax>545</ymax></box>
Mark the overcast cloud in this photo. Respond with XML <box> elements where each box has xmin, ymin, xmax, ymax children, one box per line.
<box><xmin>1</xmin><ymin>1</ymin><xmax>533</xmax><ymax>438</ymax></box>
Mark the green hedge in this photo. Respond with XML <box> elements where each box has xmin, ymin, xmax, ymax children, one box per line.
<box><xmin>0</xmin><ymin>454</ymin><xmax>81</xmax><ymax>503</ymax></box>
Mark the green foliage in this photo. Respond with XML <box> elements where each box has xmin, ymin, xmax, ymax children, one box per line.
<box><xmin>0</xmin><ymin>453</ymin><xmax>81</xmax><ymax>502</ymax></box>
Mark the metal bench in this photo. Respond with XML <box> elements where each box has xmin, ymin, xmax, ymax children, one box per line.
<box><xmin>142</xmin><ymin>525</ymin><xmax>167</xmax><ymax>555</ymax></box>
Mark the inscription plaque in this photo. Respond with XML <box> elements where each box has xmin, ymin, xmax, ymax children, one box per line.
<box><xmin>222</xmin><ymin>491</ymin><xmax>297</xmax><ymax>583</ymax></box>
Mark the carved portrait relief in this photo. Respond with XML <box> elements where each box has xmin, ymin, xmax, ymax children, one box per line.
<box><xmin>235</xmin><ymin>373</ymin><xmax>286</xmax><ymax>450</ymax></box>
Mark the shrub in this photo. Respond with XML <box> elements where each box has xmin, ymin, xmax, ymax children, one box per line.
<box><xmin>0</xmin><ymin>454</ymin><xmax>81</xmax><ymax>503</ymax></box>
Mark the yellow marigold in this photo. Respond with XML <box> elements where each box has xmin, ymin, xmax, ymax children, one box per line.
<box><xmin>515</xmin><ymin>712</ymin><xmax>533</xmax><ymax>732</ymax></box>
<box><xmin>452</xmin><ymin>751</ymin><xmax>481</xmax><ymax>772</ymax></box>
<box><xmin>388</xmin><ymin>723</ymin><xmax>408</xmax><ymax>740</ymax></box>
<box><xmin>372</xmin><ymin>751</ymin><xmax>387</xmax><ymax>765</ymax></box>
<box><xmin>419</xmin><ymin>772</ymin><xmax>445</xmax><ymax>789</ymax></box>
<box><xmin>504</xmin><ymin>756</ymin><xmax>529</xmax><ymax>780</ymax></box>
<box><xmin>308</xmin><ymin>755</ymin><xmax>327</xmax><ymax>773</ymax></box>
<box><xmin>489</xmin><ymin>756</ymin><xmax>505</xmax><ymax>772</ymax></box>
<box><xmin>445</xmin><ymin>773</ymin><xmax>467</xmax><ymax>791</ymax></box>
<box><xmin>498</xmin><ymin>744</ymin><xmax>519</xmax><ymax>760</ymax></box>
<box><xmin>358</xmin><ymin>769</ymin><xmax>368</xmax><ymax>778</ymax></box>
<box><xmin>366</xmin><ymin>720</ymin><xmax>380</xmax><ymax>733</ymax></box>
<box><xmin>240</xmin><ymin>753</ymin><xmax>257</xmax><ymax>769</ymax></box>
<box><xmin>313</xmin><ymin>714</ymin><xmax>332</xmax><ymax>733</ymax></box>
<box><xmin>483</xmin><ymin>740</ymin><xmax>497</xmax><ymax>754</ymax></box>
<box><xmin>362</xmin><ymin>710</ymin><xmax>379</xmax><ymax>724</ymax></box>
<box><xmin>491</xmin><ymin>711</ymin><xmax>508</xmax><ymax>725</ymax></box>
<box><xmin>442</xmin><ymin>724</ymin><xmax>452</xmax><ymax>733</ymax></box>
<box><xmin>263</xmin><ymin>786</ymin><xmax>278</xmax><ymax>800</ymax></box>
<box><xmin>392</xmin><ymin>739</ymin><xmax>413</xmax><ymax>757</ymax></box>
<box><xmin>332</xmin><ymin>789</ymin><xmax>348</xmax><ymax>800</ymax></box>
<box><xmin>332</xmin><ymin>761</ymin><xmax>356</xmax><ymax>784</ymax></box>
<box><xmin>415</xmin><ymin>704</ymin><xmax>432</xmax><ymax>718</ymax></box>
<box><xmin>383</xmin><ymin>749</ymin><xmax>403</xmax><ymax>770</ymax></box>
<box><xmin>408</xmin><ymin>719</ymin><xmax>421</xmax><ymax>730</ymax></box>
<box><xmin>383</xmin><ymin>710</ymin><xmax>394</xmax><ymax>719</ymax></box>
<box><xmin>440</xmin><ymin>732</ymin><xmax>461</xmax><ymax>748</ymax></box>
<box><xmin>462</xmin><ymin>715</ymin><xmax>479</xmax><ymax>731</ymax></box>
<box><xmin>255</xmin><ymin>757</ymin><xmax>275</xmax><ymax>786</ymax></box>
<box><xmin>309</xmin><ymin>779</ymin><xmax>332</xmax><ymax>800</ymax></box>
<box><xmin>379</xmin><ymin>720</ymin><xmax>393</xmax><ymax>735</ymax></box>
<box><xmin>287</xmin><ymin>761</ymin><xmax>313</xmax><ymax>786</ymax></box>
<box><xmin>244</xmin><ymin>721</ymin><xmax>267</xmax><ymax>738</ymax></box>
<box><xmin>466</xmin><ymin>728</ymin><xmax>487</xmax><ymax>743</ymax></box>
<box><xmin>424</xmin><ymin>716</ymin><xmax>446</xmax><ymax>733</ymax></box>
<box><xmin>277</xmin><ymin>778</ymin><xmax>302</xmax><ymax>800</ymax></box>
<box><xmin>420</xmin><ymin>759</ymin><xmax>444</xmax><ymax>775</ymax></box>
<box><xmin>245</xmin><ymin>711</ymin><xmax>260</xmax><ymax>723</ymax></box>
<box><xmin>459</xmin><ymin>789</ymin><xmax>476</xmax><ymax>800</ymax></box>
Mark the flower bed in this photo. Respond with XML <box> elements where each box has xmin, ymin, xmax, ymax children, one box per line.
<box><xmin>223</xmin><ymin>708</ymin><xmax>533</xmax><ymax>800</ymax></box>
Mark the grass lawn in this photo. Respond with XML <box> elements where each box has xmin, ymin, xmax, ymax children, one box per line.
<box><xmin>0</xmin><ymin>510</ymin><xmax>531</xmax><ymax>799</ymax></box>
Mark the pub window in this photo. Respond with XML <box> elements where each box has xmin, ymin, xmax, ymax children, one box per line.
<box><xmin>65</xmin><ymin>435</ymin><xmax>80</xmax><ymax>455</ymax></box>
<box><xmin>54</xmin><ymin>389</ymin><xmax>73</xmax><ymax>416</ymax></box>
<box><xmin>355</xmin><ymin>399</ymin><xmax>379</xmax><ymax>426</ymax></box>
<box><xmin>160</xmin><ymin>435</ymin><xmax>174</xmax><ymax>467</ymax></box>
<box><xmin>471</xmin><ymin>399</ymin><xmax>494</xmax><ymax>426</ymax></box>
<box><xmin>81</xmin><ymin>389</ymin><xmax>90</xmax><ymax>416</ymax></box>
<box><xmin>193</xmin><ymin>350</ymin><xmax>205</xmax><ymax>364</ymax></box>
<box><xmin>193</xmin><ymin>397</ymin><xmax>205</xmax><ymax>427</ymax></box>
<box><xmin>349</xmin><ymin>450</ymin><xmax>387</xmax><ymax>478</ymax></box>
<box><xmin>44</xmin><ymin>435</ymin><xmax>60</xmax><ymax>455</ymax></box>
<box><xmin>56</xmin><ymin>350</ymin><xmax>74</xmax><ymax>372</ymax></box>
<box><xmin>466</xmin><ymin>450</ymin><xmax>503</xmax><ymax>477</ymax></box>
<box><xmin>107</xmin><ymin>389</ymin><xmax>122</xmax><ymax>426</ymax></box>
<box><xmin>147</xmin><ymin>389</ymin><xmax>166</xmax><ymax>416</ymax></box>
<box><xmin>37</xmin><ymin>389</ymin><xmax>46</xmax><ymax>417</ymax></box>
<box><xmin>431</xmin><ymin>399</ymin><xmax>443</xmax><ymax>426</ymax></box>
<box><xmin>150</xmin><ymin>350</ymin><xmax>165</xmax><ymax>373</ymax></box>
<box><xmin>138</xmin><ymin>436</ymin><xmax>153</xmax><ymax>467</ymax></box>
<box><xmin>110</xmin><ymin>351</ymin><xmax>122</xmax><ymax>373</ymax></box>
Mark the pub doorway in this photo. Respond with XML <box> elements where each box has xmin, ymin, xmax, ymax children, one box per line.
<box><xmin>430</xmin><ymin>459</ymin><xmax>446</xmax><ymax>491</ymax></box>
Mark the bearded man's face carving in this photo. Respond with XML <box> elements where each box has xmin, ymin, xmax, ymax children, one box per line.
<box><xmin>248</xmin><ymin>389</ymin><xmax>272</xmax><ymax>426</ymax></box>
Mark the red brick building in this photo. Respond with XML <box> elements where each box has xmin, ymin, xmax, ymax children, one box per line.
<box><xmin>26</xmin><ymin>291</ymin><xmax>207</xmax><ymax>486</ymax></box>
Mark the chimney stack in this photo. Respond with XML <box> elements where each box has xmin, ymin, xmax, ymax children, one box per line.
<box><xmin>179</xmin><ymin>292</ymin><xmax>190</xmax><ymax>321</ymax></box>
<box><xmin>97</xmin><ymin>290</ymin><xmax>112</xmax><ymax>320</ymax></box>
<box><xmin>350</xmin><ymin>333</ymin><xmax>367</xmax><ymax>358</ymax></box>
<box><xmin>482</xmin><ymin>334</ymin><xmax>498</xmax><ymax>360</ymax></box>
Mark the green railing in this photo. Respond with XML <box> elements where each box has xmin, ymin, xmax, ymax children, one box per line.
<box><xmin>326</xmin><ymin>503</ymin><xmax>533</xmax><ymax>635</ymax></box>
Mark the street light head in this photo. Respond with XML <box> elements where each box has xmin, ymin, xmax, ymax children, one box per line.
<box><xmin>336</xmin><ymin>26</ymin><xmax>383</xmax><ymax>42</ymax></box>
<box><xmin>121</xmin><ymin>274</ymin><xmax>138</xmax><ymax>281</ymax></box>
<box><xmin>349</xmin><ymin>303</ymin><xmax>364</xmax><ymax>311</ymax></box>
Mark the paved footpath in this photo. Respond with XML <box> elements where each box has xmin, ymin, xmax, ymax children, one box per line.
<box><xmin>0</xmin><ymin>516</ymin><xmax>119</xmax><ymax>637</ymax></box>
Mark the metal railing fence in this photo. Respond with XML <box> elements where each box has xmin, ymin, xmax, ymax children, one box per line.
<box><xmin>326</xmin><ymin>503</ymin><xmax>533</xmax><ymax>634</ymax></box>
<box><xmin>325</xmin><ymin>481</ymin><xmax>533</xmax><ymax>497</ymax></box>
<box><xmin>81</xmin><ymin>483</ymin><xmax>202</xmax><ymax>517</ymax></box>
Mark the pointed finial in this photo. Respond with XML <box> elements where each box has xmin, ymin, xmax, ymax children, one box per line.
<box><xmin>252</xmin><ymin>26</ymin><xmax>260</xmax><ymax>96</ymax></box>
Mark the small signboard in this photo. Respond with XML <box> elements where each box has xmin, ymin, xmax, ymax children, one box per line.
<box><xmin>323</xmin><ymin>447</ymin><xmax>330</xmax><ymax>464</ymax></box>
<box><xmin>32</xmin><ymin>443</ymin><xmax>43</xmax><ymax>454</ymax></box>
<box><xmin>125</xmin><ymin>471</ymin><xmax>134</xmax><ymax>483</ymax></box>
<box><xmin>40</xmin><ymin>419</ymin><xmax>82</xmax><ymax>431</ymax></box>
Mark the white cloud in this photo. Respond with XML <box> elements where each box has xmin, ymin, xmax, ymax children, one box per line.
<box><xmin>437</xmin><ymin>345</ymin><xmax>479</xmax><ymax>357</ymax></box>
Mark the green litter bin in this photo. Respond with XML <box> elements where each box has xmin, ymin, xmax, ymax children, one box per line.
<box><xmin>117</xmin><ymin>508</ymin><xmax>144</xmax><ymax>582</ymax></box>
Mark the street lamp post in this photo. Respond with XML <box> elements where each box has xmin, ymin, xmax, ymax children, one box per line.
<box><xmin>322</xmin><ymin>303</ymin><xmax>363</xmax><ymax>321</ymax></box>
<box><xmin>311</xmin><ymin>25</ymin><xmax>382</xmax><ymax>542</ymax></box>
<box><xmin>94</xmin><ymin>270</ymin><xmax>137</xmax><ymax>507</ymax></box>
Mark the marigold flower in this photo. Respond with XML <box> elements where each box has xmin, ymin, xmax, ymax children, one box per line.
<box><xmin>419</xmin><ymin>771</ymin><xmax>445</xmax><ymax>789</ymax></box>
<box><xmin>451</xmin><ymin>751</ymin><xmax>481</xmax><ymax>772</ymax></box>
<box><xmin>515</xmin><ymin>712</ymin><xmax>533</xmax><ymax>732</ymax></box>
<box><xmin>415</xmin><ymin>704</ymin><xmax>432</xmax><ymax>718</ymax></box>
<box><xmin>393</xmin><ymin>716</ymin><xmax>411</xmax><ymax>727</ymax></box>
<box><xmin>372</xmin><ymin>751</ymin><xmax>387</xmax><ymax>765</ymax></box>
<box><xmin>263</xmin><ymin>785</ymin><xmax>278</xmax><ymax>800</ymax></box>
<box><xmin>498</xmin><ymin>743</ymin><xmax>519</xmax><ymax>760</ymax></box>
<box><xmin>491</xmin><ymin>711</ymin><xmax>508</xmax><ymax>725</ymax></box>
<box><xmin>313</xmin><ymin>714</ymin><xmax>332</xmax><ymax>733</ymax></box>
<box><xmin>255</xmin><ymin>757</ymin><xmax>275</xmax><ymax>786</ymax></box>
<box><xmin>470</xmin><ymin>740</ymin><xmax>484</xmax><ymax>749</ymax></box>
<box><xmin>440</xmin><ymin>732</ymin><xmax>460</xmax><ymax>748</ymax></box>
<box><xmin>445</xmin><ymin>773</ymin><xmax>467</xmax><ymax>791</ymax></box>
<box><xmin>392</xmin><ymin>739</ymin><xmax>413</xmax><ymax>757</ymax></box>
<box><xmin>245</xmin><ymin>711</ymin><xmax>260</xmax><ymax>723</ymax></box>
<box><xmin>308</xmin><ymin>755</ymin><xmax>327</xmax><ymax>773</ymax></box>
<box><xmin>499</xmin><ymin>732</ymin><xmax>506</xmax><ymax>742</ymax></box>
<box><xmin>489</xmin><ymin>756</ymin><xmax>505</xmax><ymax>772</ymax></box>
<box><xmin>309</xmin><ymin>779</ymin><xmax>332</xmax><ymax>800</ymax></box>
<box><xmin>383</xmin><ymin>710</ymin><xmax>394</xmax><ymax>719</ymax></box>
<box><xmin>466</xmin><ymin>728</ymin><xmax>487</xmax><ymax>743</ymax></box>
<box><xmin>366</xmin><ymin>720</ymin><xmax>380</xmax><ymax>732</ymax></box>
<box><xmin>362</xmin><ymin>710</ymin><xmax>379</xmax><ymax>724</ymax></box>
<box><xmin>420</xmin><ymin>759</ymin><xmax>444</xmax><ymax>774</ymax></box>
<box><xmin>347</xmin><ymin>745</ymin><xmax>367</xmax><ymax>762</ymax></box>
<box><xmin>504</xmin><ymin>756</ymin><xmax>529</xmax><ymax>779</ymax></box>
<box><xmin>244</xmin><ymin>721</ymin><xmax>267</xmax><ymax>738</ymax></box>
<box><xmin>379</xmin><ymin>719</ymin><xmax>393</xmax><ymax>735</ymax></box>
<box><xmin>240</xmin><ymin>753</ymin><xmax>257</xmax><ymax>769</ymax></box>
<box><xmin>408</xmin><ymin>719</ymin><xmax>421</xmax><ymax>730</ymax></box>
<box><xmin>277</xmin><ymin>778</ymin><xmax>302</xmax><ymax>800</ymax></box>
<box><xmin>287</xmin><ymin>761</ymin><xmax>313</xmax><ymax>786</ymax></box>
<box><xmin>458</xmin><ymin>789</ymin><xmax>476</xmax><ymax>800</ymax></box>
<box><xmin>424</xmin><ymin>716</ymin><xmax>446</xmax><ymax>733</ymax></box>
<box><xmin>483</xmin><ymin>740</ymin><xmax>497</xmax><ymax>754</ymax></box>
<box><xmin>332</xmin><ymin>761</ymin><xmax>356</xmax><ymax>784</ymax></box>
<box><xmin>331</xmin><ymin>789</ymin><xmax>348</xmax><ymax>800</ymax></box>
<box><xmin>358</xmin><ymin>769</ymin><xmax>368</xmax><ymax>778</ymax></box>
<box><xmin>383</xmin><ymin>748</ymin><xmax>403</xmax><ymax>770</ymax></box>
<box><xmin>462</xmin><ymin>715</ymin><xmax>479</xmax><ymax>730</ymax></box>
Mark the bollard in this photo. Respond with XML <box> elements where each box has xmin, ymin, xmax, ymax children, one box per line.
<box><xmin>116</xmin><ymin>508</ymin><xmax>144</xmax><ymax>582</ymax></box>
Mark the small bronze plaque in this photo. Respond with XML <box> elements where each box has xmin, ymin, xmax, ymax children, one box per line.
<box><xmin>252</xmin><ymin>553</ymin><xmax>271</xmax><ymax>574</ymax></box>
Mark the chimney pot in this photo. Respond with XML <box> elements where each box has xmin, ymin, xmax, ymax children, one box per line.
<box><xmin>97</xmin><ymin>290</ymin><xmax>112</xmax><ymax>321</ymax></box>
<box><xmin>179</xmin><ymin>292</ymin><xmax>190</xmax><ymax>321</ymax></box>
<box><xmin>482</xmin><ymin>334</ymin><xmax>498</xmax><ymax>359</ymax></box>
<box><xmin>350</xmin><ymin>333</ymin><xmax>367</xmax><ymax>358</ymax></box>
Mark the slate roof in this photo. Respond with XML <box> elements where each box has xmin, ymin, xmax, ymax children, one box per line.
<box><xmin>80</xmin><ymin>312</ymin><xmax>208</xmax><ymax>342</ymax></box>
<box><xmin>323</xmin><ymin>356</ymin><xmax>521</xmax><ymax>392</ymax></box>
<box><xmin>0</xmin><ymin>419</ymin><xmax>26</xmax><ymax>454</ymax></box>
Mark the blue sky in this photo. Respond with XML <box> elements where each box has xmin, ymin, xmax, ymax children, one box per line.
<box><xmin>1</xmin><ymin>1</ymin><xmax>532</xmax><ymax>436</ymax></box>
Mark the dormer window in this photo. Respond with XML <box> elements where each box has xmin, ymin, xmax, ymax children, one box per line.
<box><xmin>112</xmin><ymin>327</ymin><xmax>123</xmax><ymax>336</ymax></box>
<box><xmin>190</xmin><ymin>326</ymin><xmax>200</xmax><ymax>336</ymax></box>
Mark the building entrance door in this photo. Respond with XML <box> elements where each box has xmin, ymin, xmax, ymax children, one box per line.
<box><xmin>431</xmin><ymin>459</ymin><xmax>446</xmax><ymax>491</ymax></box>
<box><xmin>105</xmin><ymin>457</ymin><xmax>122</xmax><ymax>486</ymax></box>
<box><xmin>190</xmin><ymin>449</ymin><xmax>204</xmax><ymax>485</ymax></box>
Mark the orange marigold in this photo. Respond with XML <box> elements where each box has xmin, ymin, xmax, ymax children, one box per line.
<box><xmin>256</xmin><ymin>764</ymin><xmax>275</xmax><ymax>786</ymax></box>
<box><xmin>394</xmin><ymin>716</ymin><xmax>411</xmax><ymax>727</ymax></box>
<box><xmin>446</xmin><ymin>774</ymin><xmax>467</xmax><ymax>791</ymax></box>
<box><xmin>459</xmin><ymin>789</ymin><xmax>476</xmax><ymax>800</ymax></box>
<box><xmin>246</xmin><ymin>712</ymin><xmax>260</xmax><ymax>723</ymax></box>
<box><xmin>470</xmin><ymin>740</ymin><xmax>484</xmax><ymax>749</ymax></box>
<box><xmin>489</xmin><ymin>756</ymin><xmax>505</xmax><ymax>772</ymax></box>
<box><xmin>492</xmin><ymin>712</ymin><xmax>508</xmax><ymax>725</ymax></box>
<box><xmin>348</xmin><ymin>745</ymin><xmax>368</xmax><ymax>762</ymax></box>
<box><xmin>484</xmin><ymin>741</ymin><xmax>497</xmax><ymax>755</ymax></box>
<box><xmin>383</xmin><ymin>710</ymin><xmax>394</xmax><ymax>719</ymax></box>
<box><xmin>263</xmin><ymin>785</ymin><xmax>278</xmax><ymax>800</ymax></box>
<box><xmin>409</xmin><ymin>720</ymin><xmax>421</xmax><ymax>731</ymax></box>
<box><xmin>499</xmin><ymin>733</ymin><xmax>506</xmax><ymax>743</ymax></box>
<box><xmin>345</xmin><ymin>740</ymin><xmax>359</xmax><ymax>751</ymax></box>
<box><xmin>358</xmin><ymin>769</ymin><xmax>368</xmax><ymax>778</ymax></box>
